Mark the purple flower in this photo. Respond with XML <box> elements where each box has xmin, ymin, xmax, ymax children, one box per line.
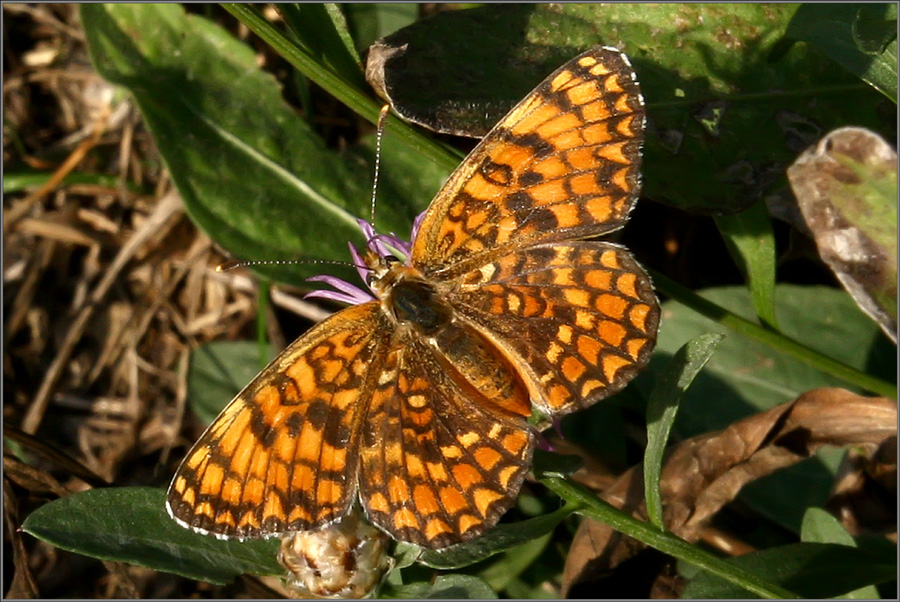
<box><xmin>303</xmin><ymin>212</ymin><xmax>425</xmax><ymax>306</ymax></box>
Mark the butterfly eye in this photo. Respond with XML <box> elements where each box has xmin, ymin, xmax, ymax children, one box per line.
<box><xmin>366</xmin><ymin>255</ymin><xmax>399</xmax><ymax>286</ymax></box>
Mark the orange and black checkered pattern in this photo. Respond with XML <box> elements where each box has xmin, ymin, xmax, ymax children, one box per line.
<box><xmin>167</xmin><ymin>46</ymin><xmax>659</xmax><ymax>550</ymax></box>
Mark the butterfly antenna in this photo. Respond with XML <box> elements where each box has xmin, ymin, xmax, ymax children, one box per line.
<box><xmin>370</xmin><ymin>104</ymin><xmax>392</xmax><ymax>226</ymax></box>
<box><xmin>217</xmin><ymin>258</ymin><xmax>354</xmax><ymax>272</ymax></box>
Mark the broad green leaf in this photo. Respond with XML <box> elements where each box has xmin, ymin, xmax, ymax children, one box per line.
<box><xmin>503</xmin><ymin>556</ymin><xmax>568</xmax><ymax>600</ymax></box>
<box><xmin>682</xmin><ymin>542</ymin><xmax>897</xmax><ymax>598</ymax></box>
<box><xmin>343</xmin><ymin>131</ymin><xmax>455</xmax><ymax>228</ymax></box>
<box><xmin>648</xmin><ymin>271</ymin><xmax>895</xmax><ymax>397</ymax></box>
<box><xmin>542</xmin><ymin>477</ymin><xmax>797</xmax><ymax>599</ymax></box>
<box><xmin>800</xmin><ymin>507</ymin><xmax>857</xmax><ymax>547</ymax></box>
<box><xmin>188</xmin><ymin>341</ymin><xmax>276</xmax><ymax>426</ymax></box>
<box><xmin>224</xmin><ymin>3</ymin><xmax>459</xmax><ymax>180</ymax></box>
<box><xmin>715</xmin><ymin>202</ymin><xmax>778</xmax><ymax>329</ymax></box>
<box><xmin>784</xmin><ymin>4</ymin><xmax>897</xmax><ymax>101</ymax></box>
<box><xmin>342</xmin><ymin>3</ymin><xmax>420</xmax><ymax>54</ymax></box>
<box><xmin>644</xmin><ymin>333</ymin><xmax>724</xmax><ymax>528</ymax></box>
<box><xmin>80</xmin><ymin>4</ymin><xmax>417</xmax><ymax>286</ymax></box>
<box><xmin>390</xmin><ymin>542</ymin><xmax>423</xmax><ymax>571</ymax></box>
<box><xmin>277</xmin><ymin>4</ymin><xmax>365</xmax><ymax>87</ymax></box>
<box><xmin>738</xmin><ymin>447</ymin><xmax>846</xmax><ymax>534</ymax></box>
<box><xmin>478</xmin><ymin>531</ymin><xmax>552</xmax><ymax>592</ymax></box>
<box><xmin>635</xmin><ymin>285</ymin><xmax>894</xmax><ymax>437</ymax></box>
<box><xmin>800</xmin><ymin>507</ymin><xmax>881</xmax><ymax>598</ymax></box>
<box><xmin>22</xmin><ymin>487</ymin><xmax>281</xmax><ymax>585</ymax></box>
<box><xmin>367</xmin><ymin>4</ymin><xmax>892</xmax><ymax>213</ymax></box>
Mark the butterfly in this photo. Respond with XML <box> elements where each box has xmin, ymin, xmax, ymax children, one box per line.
<box><xmin>166</xmin><ymin>45</ymin><xmax>659</xmax><ymax>550</ymax></box>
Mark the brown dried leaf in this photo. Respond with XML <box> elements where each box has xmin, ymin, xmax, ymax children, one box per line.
<box><xmin>3</xmin><ymin>455</ymin><xmax>68</xmax><ymax>498</ymax></box>
<box><xmin>4</xmin><ymin>477</ymin><xmax>41</xmax><ymax>598</ymax></box>
<box><xmin>3</xmin><ymin>425</ymin><xmax>108</xmax><ymax>489</ymax></box>
<box><xmin>827</xmin><ymin>439</ymin><xmax>897</xmax><ymax>540</ymax></box>
<box><xmin>787</xmin><ymin>127</ymin><xmax>898</xmax><ymax>342</ymax></box>
<box><xmin>561</xmin><ymin>388</ymin><xmax>896</xmax><ymax>596</ymax></box>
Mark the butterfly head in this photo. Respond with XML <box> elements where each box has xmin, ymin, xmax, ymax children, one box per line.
<box><xmin>304</xmin><ymin>214</ymin><xmax>424</xmax><ymax>307</ymax></box>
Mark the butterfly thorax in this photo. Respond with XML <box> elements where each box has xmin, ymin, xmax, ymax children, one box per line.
<box><xmin>363</xmin><ymin>248</ymin><xmax>451</xmax><ymax>336</ymax></box>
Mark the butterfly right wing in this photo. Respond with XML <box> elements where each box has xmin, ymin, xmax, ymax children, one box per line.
<box><xmin>446</xmin><ymin>241</ymin><xmax>659</xmax><ymax>417</ymax></box>
<box><xmin>167</xmin><ymin>302</ymin><xmax>390</xmax><ymax>539</ymax></box>
<box><xmin>410</xmin><ymin>46</ymin><xmax>644</xmax><ymax>279</ymax></box>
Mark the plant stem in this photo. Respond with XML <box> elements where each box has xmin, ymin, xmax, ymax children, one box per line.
<box><xmin>543</xmin><ymin>476</ymin><xmax>801</xmax><ymax>599</ymax></box>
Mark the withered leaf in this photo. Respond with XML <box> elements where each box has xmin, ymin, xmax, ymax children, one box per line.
<box><xmin>787</xmin><ymin>127</ymin><xmax>897</xmax><ymax>342</ymax></box>
<box><xmin>562</xmin><ymin>388</ymin><xmax>896</xmax><ymax>596</ymax></box>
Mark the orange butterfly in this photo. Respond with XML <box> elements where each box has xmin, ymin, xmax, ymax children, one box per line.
<box><xmin>167</xmin><ymin>46</ymin><xmax>659</xmax><ymax>549</ymax></box>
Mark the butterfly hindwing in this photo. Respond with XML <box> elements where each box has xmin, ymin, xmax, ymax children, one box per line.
<box><xmin>446</xmin><ymin>241</ymin><xmax>659</xmax><ymax>415</ymax></box>
<box><xmin>359</xmin><ymin>328</ymin><xmax>534</xmax><ymax>548</ymax></box>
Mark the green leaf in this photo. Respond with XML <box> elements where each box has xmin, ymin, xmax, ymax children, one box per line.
<box><xmin>853</xmin><ymin>5</ymin><xmax>898</xmax><ymax>53</ymax></box>
<box><xmin>389</xmin><ymin>542</ymin><xmax>423</xmax><ymax>571</ymax></box>
<box><xmin>343</xmin><ymin>131</ymin><xmax>454</xmax><ymax>233</ymax></box>
<box><xmin>785</xmin><ymin>4</ymin><xmax>897</xmax><ymax>101</ymax></box>
<box><xmin>637</xmin><ymin>284</ymin><xmax>894</xmax><ymax>437</ymax></box>
<box><xmin>715</xmin><ymin>202</ymin><xmax>778</xmax><ymax>329</ymax></box>
<box><xmin>800</xmin><ymin>508</ymin><xmax>881</xmax><ymax>599</ymax></box>
<box><xmin>385</xmin><ymin>574</ymin><xmax>498</xmax><ymax>599</ymax></box>
<box><xmin>643</xmin><ymin>333</ymin><xmax>724</xmax><ymax>528</ymax></box>
<box><xmin>188</xmin><ymin>341</ymin><xmax>275</xmax><ymax>426</ymax></box>
<box><xmin>738</xmin><ymin>447</ymin><xmax>845</xmax><ymax>534</ymax></box>
<box><xmin>800</xmin><ymin>507</ymin><xmax>856</xmax><ymax>546</ymax></box>
<box><xmin>542</xmin><ymin>477</ymin><xmax>798</xmax><ymax>599</ymax></box>
<box><xmin>649</xmin><ymin>274</ymin><xmax>896</xmax><ymax>397</ymax></box>
<box><xmin>417</xmin><ymin>503</ymin><xmax>577</xmax><ymax>570</ymax></box>
<box><xmin>22</xmin><ymin>487</ymin><xmax>281</xmax><ymax>585</ymax></box>
<box><xmin>682</xmin><ymin>542</ymin><xmax>897</xmax><ymax>598</ymax></box>
<box><xmin>277</xmin><ymin>4</ymin><xmax>365</xmax><ymax>87</ymax></box>
<box><xmin>478</xmin><ymin>531</ymin><xmax>552</xmax><ymax>592</ymax></box>
<box><xmin>80</xmin><ymin>4</ymin><xmax>412</xmax><ymax>286</ymax></box>
<box><xmin>342</xmin><ymin>3</ymin><xmax>420</xmax><ymax>55</ymax></box>
<box><xmin>223</xmin><ymin>3</ymin><xmax>459</xmax><ymax>177</ymax></box>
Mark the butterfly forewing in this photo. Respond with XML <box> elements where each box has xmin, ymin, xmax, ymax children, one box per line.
<box><xmin>167</xmin><ymin>303</ymin><xmax>389</xmax><ymax>539</ymax></box>
<box><xmin>410</xmin><ymin>46</ymin><xmax>644</xmax><ymax>278</ymax></box>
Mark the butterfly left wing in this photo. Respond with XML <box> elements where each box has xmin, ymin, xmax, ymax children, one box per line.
<box><xmin>410</xmin><ymin>46</ymin><xmax>644</xmax><ymax>278</ymax></box>
<box><xmin>167</xmin><ymin>302</ymin><xmax>389</xmax><ymax>539</ymax></box>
